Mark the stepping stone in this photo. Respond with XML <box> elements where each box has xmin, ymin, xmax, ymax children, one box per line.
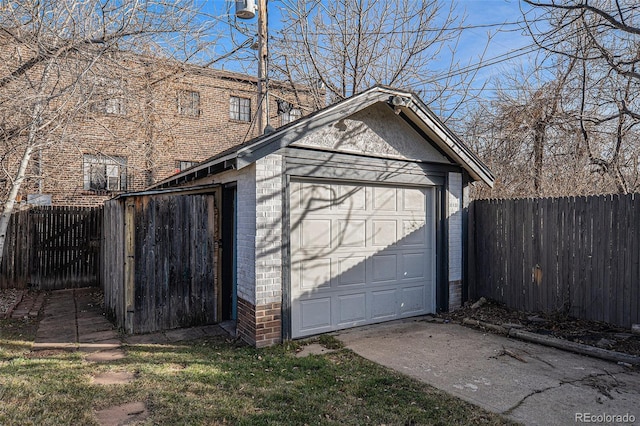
<box><xmin>94</xmin><ymin>401</ymin><xmax>148</xmax><ymax>426</ymax></box>
<box><xmin>79</xmin><ymin>341</ymin><xmax>122</xmax><ymax>353</ymax></box>
<box><xmin>91</xmin><ymin>371</ymin><xmax>135</xmax><ymax>385</ymax></box>
<box><xmin>295</xmin><ymin>343</ymin><xmax>337</xmax><ymax>358</ymax></box>
<box><xmin>86</xmin><ymin>348</ymin><xmax>126</xmax><ymax>362</ymax></box>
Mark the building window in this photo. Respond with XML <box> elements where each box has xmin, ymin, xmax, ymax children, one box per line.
<box><xmin>177</xmin><ymin>90</ymin><xmax>200</xmax><ymax>117</ymax></box>
<box><xmin>89</xmin><ymin>77</ymin><xmax>126</xmax><ymax>115</ymax></box>
<box><xmin>280</xmin><ymin>108</ymin><xmax>302</xmax><ymax>125</ymax></box>
<box><xmin>230</xmin><ymin>96</ymin><xmax>251</xmax><ymax>122</ymax></box>
<box><xmin>83</xmin><ymin>154</ymin><xmax>127</xmax><ymax>191</ymax></box>
<box><xmin>176</xmin><ymin>160</ymin><xmax>198</xmax><ymax>172</ymax></box>
<box><xmin>277</xmin><ymin>99</ymin><xmax>302</xmax><ymax>125</ymax></box>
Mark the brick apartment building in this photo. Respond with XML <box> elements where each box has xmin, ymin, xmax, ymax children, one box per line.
<box><xmin>5</xmin><ymin>49</ymin><xmax>318</xmax><ymax>207</ymax></box>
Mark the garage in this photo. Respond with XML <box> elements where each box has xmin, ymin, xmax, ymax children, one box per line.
<box><xmin>147</xmin><ymin>86</ymin><xmax>494</xmax><ymax>347</ymax></box>
<box><xmin>290</xmin><ymin>180</ymin><xmax>436</xmax><ymax>338</ymax></box>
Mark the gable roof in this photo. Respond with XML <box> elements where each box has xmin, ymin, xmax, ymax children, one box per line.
<box><xmin>152</xmin><ymin>86</ymin><xmax>494</xmax><ymax>189</ymax></box>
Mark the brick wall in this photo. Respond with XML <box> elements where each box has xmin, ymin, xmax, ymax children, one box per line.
<box><xmin>237</xmin><ymin>297</ymin><xmax>282</xmax><ymax>347</ymax></box>
<box><xmin>255</xmin><ymin>302</ymin><xmax>282</xmax><ymax>347</ymax></box>
<box><xmin>236</xmin><ymin>297</ymin><xmax>256</xmax><ymax>345</ymax></box>
<box><xmin>232</xmin><ymin>154</ymin><xmax>284</xmax><ymax>347</ymax></box>
<box><xmin>448</xmin><ymin>172</ymin><xmax>463</xmax><ymax>310</ymax></box>
<box><xmin>3</xmin><ymin>49</ymin><xmax>317</xmax><ymax>207</ymax></box>
<box><xmin>254</xmin><ymin>154</ymin><xmax>283</xmax><ymax>307</ymax></box>
<box><xmin>235</xmin><ymin>165</ymin><xmax>257</xmax><ymax>305</ymax></box>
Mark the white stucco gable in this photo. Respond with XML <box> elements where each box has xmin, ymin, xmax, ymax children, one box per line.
<box><xmin>291</xmin><ymin>103</ymin><xmax>450</xmax><ymax>164</ymax></box>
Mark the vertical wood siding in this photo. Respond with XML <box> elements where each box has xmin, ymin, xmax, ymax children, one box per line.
<box><xmin>102</xmin><ymin>200</ymin><xmax>126</xmax><ymax>325</ymax></box>
<box><xmin>1</xmin><ymin>206</ymin><xmax>102</xmax><ymax>290</ymax></box>
<box><xmin>472</xmin><ymin>194</ymin><xmax>640</xmax><ymax>328</ymax></box>
<box><xmin>102</xmin><ymin>193</ymin><xmax>218</xmax><ymax>334</ymax></box>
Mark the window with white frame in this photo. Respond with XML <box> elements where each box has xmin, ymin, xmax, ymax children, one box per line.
<box><xmin>280</xmin><ymin>107</ymin><xmax>302</xmax><ymax>125</ymax></box>
<box><xmin>177</xmin><ymin>90</ymin><xmax>200</xmax><ymax>117</ymax></box>
<box><xmin>89</xmin><ymin>77</ymin><xmax>126</xmax><ymax>115</ymax></box>
<box><xmin>83</xmin><ymin>154</ymin><xmax>127</xmax><ymax>191</ymax></box>
<box><xmin>277</xmin><ymin>99</ymin><xmax>302</xmax><ymax>125</ymax></box>
<box><xmin>229</xmin><ymin>96</ymin><xmax>251</xmax><ymax>122</ymax></box>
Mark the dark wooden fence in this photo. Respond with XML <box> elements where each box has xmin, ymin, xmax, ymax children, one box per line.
<box><xmin>0</xmin><ymin>206</ymin><xmax>102</xmax><ymax>290</ymax></box>
<box><xmin>103</xmin><ymin>192</ymin><xmax>219</xmax><ymax>334</ymax></box>
<box><xmin>472</xmin><ymin>194</ymin><xmax>640</xmax><ymax>328</ymax></box>
<box><xmin>0</xmin><ymin>209</ymin><xmax>31</xmax><ymax>289</ymax></box>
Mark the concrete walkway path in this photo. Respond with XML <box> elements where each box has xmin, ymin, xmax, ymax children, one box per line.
<box><xmin>34</xmin><ymin>288</ymin><xmax>122</xmax><ymax>358</ymax></box>
<box><xmin>34</xmin><ymin>288</ymin><xmax>228</xmax><ymax>358</ymax></box>
<box><xmin>336</xmin><ymin>319</ymin><xmax>640</xmax><ymax>426</ymax></box>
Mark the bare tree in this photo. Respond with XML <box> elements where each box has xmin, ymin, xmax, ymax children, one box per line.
<box><xmin>463</xmin><ymin>60</ymin><xmax>588</xmax><ymax>199</ymax></box>
<box><xmin>522</xmin><ymin>0</ymin><xmax>640</xmax><ymax>194</ymax></box>
<box><xmin>269</xmin><ymin>0</ymin><xmax>478</xmax><ymax>117</ymax></box>
<box><xmin>0</xmin><ymin>0</ymin><xmax>218</xmax><ymax>262</ymax></box>
<box><xmin>465</xmin><ymin>1</ymin><xmax>640</xmax><ymax>199</ymax></box>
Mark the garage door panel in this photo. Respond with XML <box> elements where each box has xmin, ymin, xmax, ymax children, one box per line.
<box><xmin>372</xmin><ymin>186</ymin><xmax>397</xmax><ymax>211</ymax></box>
<box><xmin>372</xmin><ymin>220</ymin><xmax>397</xmax><ymax>247</ymax></box>
<box><xmin>401</xmin><ymin>252</ymin><xmax>426</xmax><ymax>279</ymax></box>
<box><xmin>291</xmin><ymin>180</ymin><xmax>436</xmax><ymax>338</ymax></box>
<box><xmin>338</xmin><ymin>219</ymin><xmax>366</xmax><ymax>247</ymax></box>
<box><xmin>297</xmin><ymin>297</ymin><xmax>332</xmax><ymax>331</ymax></box>
<box><xmin>401</xmin><ymin>219</ymin><xmax>426</xmax><ymax>245</ymax></box>
<box><xmin>300</xmin><ymin>219</ymin><xmax>332</xmax><ymax>248</ymax></box>
<box><xmin>297</xmin><ymin>181</ymin><xmax>334</xmax><ymax>211</ymax></box>
<box><xmin>337</xmin><ymin>256</ymin><xmax>367</xmax><ymax>286</ymax></box>
<box><xmin>297</xmin><ymin>258</ymin><xmax>332</xmax><ymax>291</ymax></box>
<box><xmin>337</xmin><ymin>293</ymin><xmax>367</xmax><ymax>325</ymax></box>
<box><xmin>337</xmin><ymin>185</ymin><xmax>366</xmax><ymax>211</ymax></box>
<box><xmin>372</xmin><ymin>254</ymin><xmax>397</xmax><ymax>282</ymax></box>
<box><xmin>402</xmin><ymin>187</ymin><xmax>426</xmax><ymax>211</ymax></box>
<box><xmin>371</xmin><ymin>289</ymin><xmax>397</xmax><ymax>319</ymax></box>
<box><xmin>400</xmin><ymin>285</ymin><xmax>426</xmax><ymax>314</ymax></box>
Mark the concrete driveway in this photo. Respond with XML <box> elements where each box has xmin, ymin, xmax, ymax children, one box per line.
<box><xmin>335</xmin><ymin>319</ymin><xmax>640</xmax><ymax>426</ymax></box>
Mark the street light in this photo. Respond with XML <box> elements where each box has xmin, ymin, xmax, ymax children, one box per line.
<box><xmin>236</xmin><ymin>0</ymin><xmax>269</xmax><ymax>134</ymax></box>
<box><xmin>235</xmin><ymin>0</ymin><xmax>256</xmax><ymax>19</ymax></box>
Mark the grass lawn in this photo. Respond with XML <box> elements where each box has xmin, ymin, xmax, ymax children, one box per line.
<box><xmin>0</xmin><ymin>318</ymin><xmax>513</xmax><ymax>425</ymax></box>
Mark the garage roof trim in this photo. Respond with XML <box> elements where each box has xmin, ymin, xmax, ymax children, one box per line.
<box><xmin>151</xmin><ymin>86</ymin><xmax>494</xmax><ymax>189</ymax></box>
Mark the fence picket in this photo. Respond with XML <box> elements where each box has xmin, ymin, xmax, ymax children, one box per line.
<box><xmin>0</xmin><ymin>206</ymin><xmax>102</xmax><ymax>289</ymax></box>
<box><xmin>473</xmin><ymin>194</ymin><xmax>640</xmax><ymax>328</ymax></box>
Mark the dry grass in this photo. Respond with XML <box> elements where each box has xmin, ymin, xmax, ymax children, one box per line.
<box><xmin>0</xmin><ymin>319</ymin><xmax>514</xmax><ymax>425</ymax></box>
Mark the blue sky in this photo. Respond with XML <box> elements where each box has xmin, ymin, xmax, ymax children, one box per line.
<box><xmin>453</xmin><ymin>0</ymin><xmax>535</xmax><ymax>85</ymax></box>
<box><xmin>198</xmin><ymin>0</ymin><xmax>537</xmax><ymax>109</ymax></box>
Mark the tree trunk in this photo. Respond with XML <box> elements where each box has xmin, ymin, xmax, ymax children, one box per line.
<box><xmin>0</xmin><ymin>144</ymin><xmax>35</xmax><ymax>263</ymax></box>
<box><xmin>533</xmin><ymin>121</ymin><xmax>545</xmax><ymax>196</ymax></box>
<box><xmin>0</xmin><ymin>87</ymin><xmax>46</xmax><ymax>266</ymax></box>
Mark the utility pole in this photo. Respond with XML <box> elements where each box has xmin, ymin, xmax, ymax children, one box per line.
<box><xmin>257</xmin><ymin>0</ymin><xmax>268</xmax><ymax>134</ymax></box>
<box><xmin>235</xmin><ymin>0</ymin><xmax>270</xmax><ymax>134</ymax></box>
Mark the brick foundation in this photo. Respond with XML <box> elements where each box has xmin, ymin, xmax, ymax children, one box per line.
<box><xmin>237</xmin><ymin>298</ymin><xmax>256</xmax><ymax>345</ymax></box>
<box><xmin>237</xmin><ymin>297</ymin><xmax>282</xmax><ymax>348</ymax></box>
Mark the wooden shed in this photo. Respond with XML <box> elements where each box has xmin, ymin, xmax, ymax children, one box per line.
<box><xmin>104</xmin><ymin>86</ymin><xmax>494</xmax><ymax>344</ymax></box>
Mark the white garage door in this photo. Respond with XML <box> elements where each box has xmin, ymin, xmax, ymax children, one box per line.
<box><xmin>290</xmin><ymin>180</ymin><xmax>436</xmax><ymax>338</ymax></box>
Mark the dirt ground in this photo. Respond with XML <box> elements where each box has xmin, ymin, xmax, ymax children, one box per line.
<box><xmin>440</xmin><ymin>299</ymin><xmax>640</xmax><ymax>357</ymax></box>
<box><xmin>2</xmin><ymin>289</ymin><xmax>638</xmax><ymax>357</ymax></box>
